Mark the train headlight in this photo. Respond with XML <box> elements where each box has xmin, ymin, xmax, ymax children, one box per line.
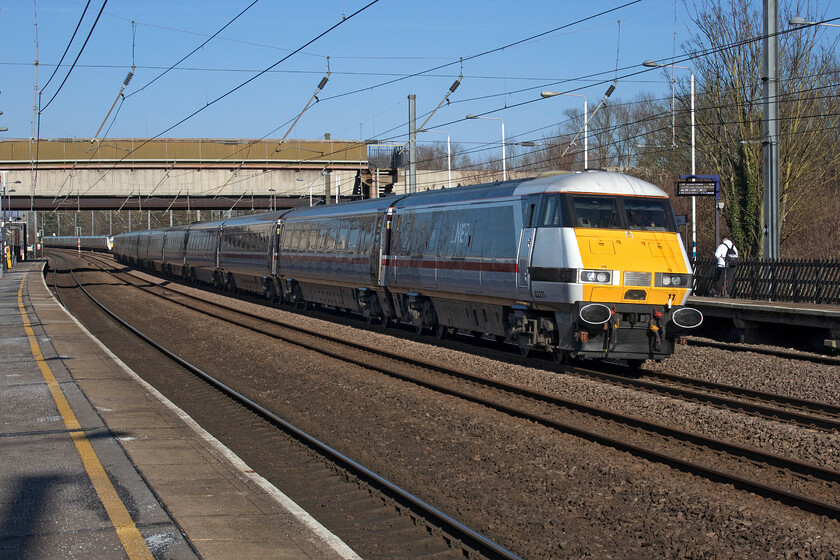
<box><xmin>655</xmin><ymin>273</ymin><xmax>691</xmax><ymax>288</ymax></box>
<box><xmin>579</xmin><ymin>270</ymin><xmax>612</xmax><ymax>284</ymax></box>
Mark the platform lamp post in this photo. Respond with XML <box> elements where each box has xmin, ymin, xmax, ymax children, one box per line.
<box><xmin>643</xmin><ymin>59</ymin><xmax>696</xmax><ymax>262</ymax></box>
<box><xmin>7</xmin><ymin>188</ymin><xmax>15</xmax><ymax>223</ymax></box>
<box><xmin>539</xmin><ymin>91</ymin><xmax>588</xmax><ymax>170</ymax></box>
<box><xmin>789</xmin><ymin>16</ymin><xmax>840</xmax><ymax>28</ymax></box>
<box><xmin>0</xmin><ymin>172</ymin><xmax>4</xmax><ymax>278</ymax></box>
<box><xmin>418</xmin><ymin>129</ymin><xmax>451</xmax><ymax>189</ymax></box>
<box><xmin>0</xmin><ymin>173</ymin><xmax>18</xmax><ymax>277</ymax></box>
<box><xmin>466</xmin><ymin>115</ymin><xmax>506</xmax><ymax>181</ymax></box>
<box><xmin>268</xmin><ymin>188</ymin><xmax>276</xmax><ymax>211</ymax></box>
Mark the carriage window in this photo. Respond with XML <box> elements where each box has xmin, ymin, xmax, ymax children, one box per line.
<box><xmin>525</xmin><ymin>203</ymin><xmax>536</xmax><ymax>228</ymax></box>
<box><xmin>358</xmin><ymin>228</ymin><xmax>369</xmax><ymax>253</ymax></box>
<box><xmin>399</xmin><ymin>216</ymin><xmax>412</xmax><ymax>253</ymax></box>
<box><xmin>324</xmin><ymin>228</ymin><xmax>337</xmax><ymax>251</ymax></box>
<box><xmin>309</xmin><ymin>229</ymin><xmax>318</xmax><ymax>250</ymax></box>
<box><xmin>571</xmin><ymin>197</ymin><xmax>622</xmax><ymax>229</ymax></box>
<box><xmin>624</xmin><ymin>198</ymin><xmax>674</xmax><ymax>232</ymax></box>
<box><xmin>336</xmin><ymin>227</ymin><xmax>349</xmax><ymax>251</ymax></box>
<box><xmin>348</xmin><ymin>228</ymin><xmax>360</xmax><ymax>252</ymax></box>
<box><xmin>539</xmin><ymin>195</ymin><xmax>567</xmax><ymax>227</ymax></box>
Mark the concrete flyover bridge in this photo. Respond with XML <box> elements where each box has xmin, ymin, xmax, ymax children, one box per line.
<box><xmin>1</xmin><ymin>137</ymin><xmax>371</xmax><ymax>212</ymax></box>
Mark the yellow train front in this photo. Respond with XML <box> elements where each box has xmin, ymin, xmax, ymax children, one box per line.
<box><xmin>514</xmin><ymin>171</ymin><xmax>702</xmax><ymax>365</ymax></box>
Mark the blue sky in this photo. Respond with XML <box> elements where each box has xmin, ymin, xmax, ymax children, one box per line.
<box><xmin>1</xmin><ymin>0</ymin><xmax>718</xmax><ymax>156</ymax></box>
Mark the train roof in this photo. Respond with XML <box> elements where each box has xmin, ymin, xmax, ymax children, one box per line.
<box><xmin>390</xmin><ymin>179</ymin><xmax>530</xmax><ymax>209</ymax></box>
<box><xmin>219</xmin><ymin>210</ymin><xmax>289</xmax><ymax>226</ymax></box>
<box><xmin>515</xmin><ymin>170</ymin><xmax>669</xmax><ymax>197</ymax></box>
<box><xmin>283</xmin><ymin>196</ymin><xmax>406</xmax><ymax>219</ymax></box>
<box><xmin>114</xmin><ymin>172</ymin><xmax>669</xmax><ymax>238</ymax></box>
<box><xmin>388</xmin><ymin>171</ymin><xmax>668</xmax><ymax>209</ymax></box>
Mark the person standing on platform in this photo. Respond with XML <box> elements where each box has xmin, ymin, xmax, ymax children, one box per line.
<box><xmin>714</xmin><ymin>236</ymin><xmax>738</xmax><ymax>297</ymax></box>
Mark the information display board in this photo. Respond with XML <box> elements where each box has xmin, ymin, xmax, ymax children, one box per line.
<box><xmin>675</xmin><ymin>180</ymin><xmax>717</xmax><ymax>196</ymax></box>
<box><xmin>675</xmin><ymin>174</ymin><xmax>720</xmax><ymax>197</ymax></box>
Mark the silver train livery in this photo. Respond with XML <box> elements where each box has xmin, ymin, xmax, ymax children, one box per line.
<box><xmin>112</xmin><ymin>171</ymin><xmax>703</xmax><ymax>365</ymax></box>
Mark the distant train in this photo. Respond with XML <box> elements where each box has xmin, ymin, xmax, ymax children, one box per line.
<box><xmin>111</xmin><ymin>171</ymin><xmax>702</xmax><ymax>365</ymax></box>
<box><xmin>43</xmin><ymin>235</ymin><xmax>114</xmax><ymax>252</ymax></box>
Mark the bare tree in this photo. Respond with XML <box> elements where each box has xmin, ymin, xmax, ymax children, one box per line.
<box><xmin>686</xmin><ymin>0</ymin><xmax>840</xmax><ymax>257</ymax></box>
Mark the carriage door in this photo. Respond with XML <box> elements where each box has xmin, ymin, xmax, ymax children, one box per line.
<box><xmin>516</xmin><ymin>199</ymin><xmax>538</xmax><ymax>297</ymax></box>
<box><xmin>216</xmin><ymin>226</ymin><xmax>223</xmax><ymax>269</ymax></box>
<box><xmin>464</xmin><ymin>215</ymin><xmax>483</xmax><ymax>294</ymax></box>
<box><xmin>271</xmin><ymin>221</ymin><xmax>282</xmax><ymax>276</ymax></box>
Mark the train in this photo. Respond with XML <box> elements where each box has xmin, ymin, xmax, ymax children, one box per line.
<box><xmin>110</xmin><ymin>170</ymin><xmax>703</xmax><ymax>365</ymax></box>
<box><xmin>43</xmin><ymin>235</ymin><xmax>114</xmax><ymax>252</ymax></box>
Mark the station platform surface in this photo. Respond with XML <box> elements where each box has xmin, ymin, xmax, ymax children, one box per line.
<box><xmin>688</xmin><ymin>294</ymin><xmax>840</xmax><ymax>320</ymax></box>
<box><xmin>688</xmin><ymin>294</ymin><xmax>840</xmax><ymax>348</ymax></box>
<box><xmin>0</xmin><ymin>260</ymin><xmax>360</xmax><ymax>560</ymax></box>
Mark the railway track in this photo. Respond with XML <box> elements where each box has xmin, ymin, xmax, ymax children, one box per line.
<box><xmin>686</xmin><ymin>337</ymin><xmax>840</xmax><ymax>366</ymax></box>
<box><xmin>78</xmin><ymin>251</ymin><xmax>840</xmax><ymax>521</ymax></box>
<box><xmin>47</xmin><ymin>254</ymin><xmax>521</xmax><ymax>560</ymax></box>
<box><xmin>86</xmin><ymin>252</ymin><xmax>840</xmax><ymax>433</ymax></box>
<box><xmin>567</xmin><ymin>365</ymin><xmax>840</xmax><ymax>433</ymax></box>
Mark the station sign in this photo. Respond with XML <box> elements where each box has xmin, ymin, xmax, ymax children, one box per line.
<box><xmin>675</xmin><ymin>174</ymin><xmax>720</xmax><ymax>197</ymax></box>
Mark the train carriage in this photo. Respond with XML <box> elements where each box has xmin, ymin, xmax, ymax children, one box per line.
<box><xmin>218</xmin><ymin>211</ymin><xmax>288</xmax><ymax>294</ymax></box>
<box><xmin>277</xmin><ymin>198</ymin><xmax>396</xmax><ymax>314</ymax></box>
<box><xmin>112</xmin><ymin>231</ymin><xmax>142</xmax><ymax>264</ymax></box>
<box><xmin>44</xmin><ymin>235</ymin><xmax>114</xmax><ymax>252</ymax></box>
<box><xmin>161</xmin><ymin>224</ymin><xmax>192</xmax><ymax>279</ymax></box>
<box><xmin>146</xmin><ymin>229</ymin><xmax>166</xmax><ymax>272</ymax></box>
<box><xmin>183</xmin><ymin>220</ymin><xmax>224</xmax><ymax>285</ymax></box>
<box><xmin>385</xmin><ymin>181</ymin><xmax>525</xmax><ymax>336</ymax></box>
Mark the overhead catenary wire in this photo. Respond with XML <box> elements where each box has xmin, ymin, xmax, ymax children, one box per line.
<box><xmin>40</xmin><ymin>0</ymin><xmax>109</xmax><ymax>113</ymax></box>
<box><xmin>60</xmin><ymin>5</ymin><xmax>840</xmax><ymax>207</ymax></box>
<box><xmin>39</xmin><ymin>0</ymin><xmax>91</xmax><ymax>93</ymax></box>
<box><xmin>316</xmin><ymin>0</ymin><xmax>643</xmax><ymax>106</ymax></box>
<box><xmin>125</xmin><ymin>0</ymin><xmax>263</xmax><ymax>100</ymax></box>
<box><xmin>80</xmin><ymin>0</ymin><xmax>381</xmax><ymax>198</ymax></box>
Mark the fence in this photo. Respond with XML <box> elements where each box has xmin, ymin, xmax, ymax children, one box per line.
<box><xmin>693</xmin><ymin>257</ymin><xmax>840</xmax><ymax>305</ymax></box>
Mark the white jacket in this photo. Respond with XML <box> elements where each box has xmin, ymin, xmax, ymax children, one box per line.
<box><xmin>715</xmin><ymin>239</ymin><xmax>737</xmax><ymax>267</ymax></box>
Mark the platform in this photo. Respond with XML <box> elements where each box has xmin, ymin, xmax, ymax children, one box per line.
<box><xmin>687</xmin><ymin>295</ymin><xmax>840</xmax><ymax>349</ymax></box>
<box><xmin>0</xmin><ymin>261</ymin><xmax>360</xmax><ymax>560</ymax></box>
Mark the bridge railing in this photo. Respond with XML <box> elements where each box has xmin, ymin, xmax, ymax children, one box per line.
<box><xmin>693</xmin><ymin>257</ymin><xmax>840</xmax><ymax>305</ymax></box>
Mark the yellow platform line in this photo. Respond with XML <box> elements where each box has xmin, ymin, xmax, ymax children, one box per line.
<box><xmin>17</xmin><ymin>274</ymin><xmax>154</xmax><ymax>560</ymax></box>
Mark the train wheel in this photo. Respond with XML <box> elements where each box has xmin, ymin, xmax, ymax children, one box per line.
<box><xmin>434</xmin><ymin>325</ymin><xmax>448</xmax><ymax>339</ymax></box>
<box><xmin>519</xmin><ymin>346</ymin><xmax>530</xmax><ymax>358</ymax></box>
<box><xmin>626</xmin><ymin>359</ymin><xmax>645</xmax><ymax>369</ymax></box>
<box><xmin>552</xmin><ymin>349</ymin><xmax>569</xmax><ymax>364</ymax></box>
<box><xmin>414</xmin><ymin>324</ymin><xmax>424</xmax><ymax>335</ymax></box>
